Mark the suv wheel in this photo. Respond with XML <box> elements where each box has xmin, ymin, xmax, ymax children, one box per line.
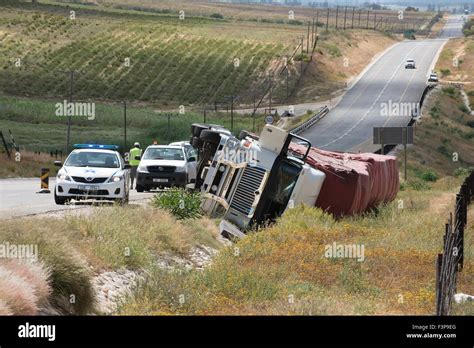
<box><xmin>54</xmin><ymin>191</ymin><xmax>68</xmax><ymax>205</ymax></box>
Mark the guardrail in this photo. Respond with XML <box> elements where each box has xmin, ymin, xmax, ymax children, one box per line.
<box><xmin>435</xmin><ymin>171</ymin><xmax>474</xmax><ymax>315</ymax></box>
<box><xmin>290</xmin><ymin>106</ymin><xmax>329</xmax><ymax>135</ymax></box>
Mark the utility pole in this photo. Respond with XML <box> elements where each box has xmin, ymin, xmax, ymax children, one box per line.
<box><xmin>123</xmin><ymin>100</ymin><xmax>127</xmax><ymax>151</ymax></box>
<box><xmin>343</xmin><ymin>6</ymin><xmax>347</xmax><ymax>30</ymax></box>
<box><xmin>326</xmin><ymin>7</ymin><xmax>330</xmax><ymax>32</ymax></box>
<box><xmin>335</xmin><ymin>5</ymin><xmax>339</xmax><ymax>29</ymax></box>
<box><xmin>62</xmin><ymin>69</ymin><xmax>78</xmax><ymax>154</ymax></box>
<box><xmin>268</xmin><ymin>76</ymin><xmax>273</xmax><ymax>116</ymax></box>
<box><xmin>230</xmin><ymin>95</ymin><xmax>234</xmax><ymax>133</ymax></box>
<box><xmin>167</xmin><ymin>113</ymin><xmax>171</xmax><ymax>143</ymax></box>
<box><xmin>351</xmin><ymin>7</ymin><xmax>355</xmax><ymax>29</ymax></box>
<box><xmin>307</xmin><ymin>21</ymin><xmax>311</xmax><ymax>53</ymax></box>
<box><xmin>300</xmin><ymin>36</ymin><xmax>304</xmax><ymax>76</ymax></box>
<box><xmin>367</xmin><ymin>10</ymin><xmax>370</xmax><ymax>29</ymax></box>
<box><xmin>358</xmin><ymin>8</ymin><xmax>362</xmax><ymax>28</ymax></box>
<box><xmin>374</xmin><ymin>12</ymin><xmax>377</xmax><ymax>30</ymax></box>
<box><xmin>315</xmin><ymin>10</ymin><xmax>319</xmax><ymax>35</ymax></box>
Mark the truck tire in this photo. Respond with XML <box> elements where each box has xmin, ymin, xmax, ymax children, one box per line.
<box><xmin>54</xmin><ymin>191</ymin><xmax>68</xmax><ymax>205</ymax></box>
<box><xmin>192</xmin><ymin>123</ymin><xmax>210</xmax><ymax>137</ymax></box>
<box><xmin>200</xmin><ymin>130</ymin><xmax>221</xmax><ymax>145</ymax></box>
<box><xmin>136</xmin><ymin>185</ymin><xmax>144</xmax><ymax>193</ymax></box>
<box><xmin>190</xmin><ymin>136</ymin><xmax>204</xmax><ymax>148</ymax></box>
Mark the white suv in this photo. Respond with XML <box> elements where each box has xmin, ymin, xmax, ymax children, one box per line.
<box><xmin>405</xmin><ymin>59</ymin><xmax>416</xmax><ymax>69</ymax></box>
<box><xmin>54</xmin><ymin>144</ymin><xmax>130</xmax><ymax>205</ymax></box>
<box><xmin>135</xmin><ymin>145</ymin><xmax>197</xmax><ymax>191</ymax></box>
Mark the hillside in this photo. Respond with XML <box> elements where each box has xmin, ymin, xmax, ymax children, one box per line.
<box><xmin>0</xmin><ymin>1</ymin><xmax>405</xmax><ymax>107</ymax></box>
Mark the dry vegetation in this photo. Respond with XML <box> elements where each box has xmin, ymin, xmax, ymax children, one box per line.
<box><xmin>0</xmin><ymin>151</ymin><xmax>60</xmax><ymax>178</ymax></box>
<box><xmin>0</xmin><ymin>205</ymin><xmax>222</xmax><ymax>314</ymax></box>
<box><xmin>119</xmin><ymin>181</ymin><xmax>473</xmax><ymax>315</ymax></box>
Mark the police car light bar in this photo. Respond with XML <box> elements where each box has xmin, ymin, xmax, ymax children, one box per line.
<box><xmin>73</xmin><ymin>144</ymin><xmax>120</xmax><ymax>150</ymax></box>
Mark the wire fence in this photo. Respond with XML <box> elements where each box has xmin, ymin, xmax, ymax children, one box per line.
<box><xmin>435</xmin><ymin>171</ymin><xmax>474</xmax><ymax>315</ymax></box>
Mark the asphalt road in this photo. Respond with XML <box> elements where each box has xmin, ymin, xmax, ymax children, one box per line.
<box><xmin>0</xmin><ymin>178</ymin><xmax>154</xmax><ymax>219</ymax></box>
<box><xmin>300</xmin><ymin>15</ymin><xmax>465</xmax><ymax>153</ymax></box>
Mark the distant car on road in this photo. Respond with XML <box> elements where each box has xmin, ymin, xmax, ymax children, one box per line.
<box><xmin>405</xmin><ymin>59</ymin><xmax>416</xmax><ymax>69</ymax></box>
<box><xmin>54</xmin><ymin>144</ymin><xmax>131</xmax><ymax>205</ymax></box>
<box><xmin>135</xmin><ymin>145</ymin><xmax>198</xmax><ymax>192</ymax></box>
<box><xmin>428</xmin><ymin>72</ymin><xmax>438</xmax><ymax>83</ymax></box>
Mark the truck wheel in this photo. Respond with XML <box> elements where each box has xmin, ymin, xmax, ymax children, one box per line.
<box><xmin>192</xmin><ymin>123</ymin><xmax>210</xmax><ymax>137</ymax></box>
<box><xmin>136</xmin><ymin>185</ymin><xmax>144</xmax><ymax>193</ymax></box>
<box><xmin>54</xmin><ymin>191</ymin><xmax>68</xmax><ymax>205</ymax></box>
<box><xmin>190</xmin><ymin>136</ymin><xmax>204</xmax><ymax>148</ymax></box>
<box><xmin>200</xmin><ymin>130</ymin><xmax>221</xmax><ymax>145</ymax></box>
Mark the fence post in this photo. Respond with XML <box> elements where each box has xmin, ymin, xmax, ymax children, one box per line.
<box><xmin>0</xmin><ymin>131</ymin><xmax>11</xmax><ymax>159</ymax></box>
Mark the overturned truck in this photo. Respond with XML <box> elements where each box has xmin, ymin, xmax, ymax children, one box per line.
<box><xmin>190</xmin><ymin>124</ymin><xmax>399</xmax><ymax>239</ymax></box>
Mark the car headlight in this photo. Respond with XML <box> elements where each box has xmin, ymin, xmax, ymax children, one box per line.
<box><xmin>57</xmin><ymin>173</ymin><xmax>71</xmax><ymax>181</ymax></box>
<box><xmin>175</xmin><ymin>166</ymin><xmax>186</xmax><ymax>173</ymax></box>
<box><xmin>108</xmin><ymin>175</ymin><xmax>123</xmax><ymax>183</ymax></box>
<box><xmin>137</xmin><ymin>165</ymin><xmax>148</xmax><ymax>173</ymax></box>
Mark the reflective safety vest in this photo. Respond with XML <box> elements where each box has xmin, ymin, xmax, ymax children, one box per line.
<box><xmin>129</xmin><ymin>147</ymin><xmax>142</xmax><ymax>166</ymax></box>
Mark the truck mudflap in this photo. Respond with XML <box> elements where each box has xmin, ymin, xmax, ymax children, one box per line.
<box><xmin>289</xmin><ymin>144</ymin><xmax>399</xmax><ymax>217</ymax></box>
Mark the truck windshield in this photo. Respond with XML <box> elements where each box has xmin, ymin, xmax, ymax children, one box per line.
<box><xmin>269</xmin><ymin>160</ymin><xmax>301</xmax><ymax>206</ymax></box>
<box><xmin>143</xmin><ymin>147</ymin><xmax>184</xmax><ymax>161</ymax></box>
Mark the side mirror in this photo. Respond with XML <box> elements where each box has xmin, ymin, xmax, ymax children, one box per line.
<box><xmin>188</xmin><ymin>157</ymin><xmax>196</xmax><ymax>162</ymax></box>
<box><xmin>54</xmin><ymin>161</ymin><xmax>62</xmax><ymax>167</ymax></box>
<box><xmin>123</xmin><ymin>164</ymin><xmax>131</xmax><ymax>170</ymax></box>
<box><xmin>135</xmin><ymin>156</ymin><xmax>141</xmax><ymax>160</ymax></box>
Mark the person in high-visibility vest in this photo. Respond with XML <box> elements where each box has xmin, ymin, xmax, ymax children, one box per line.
<box><xmin>129</xmin><ymin>142</ymin><xmax>142</xmax><ymax>189</ymax></box>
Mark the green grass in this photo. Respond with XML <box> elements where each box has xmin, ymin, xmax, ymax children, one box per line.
<box><xmin>0</xmin><ymin>95</ymin><xmax>266</xmax><ymax>153</ymax></box>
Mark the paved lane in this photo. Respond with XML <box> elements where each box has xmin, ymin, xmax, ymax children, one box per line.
<box><xmin>0</xmin><ymin>178</ymin><xmax>154</xmax><ymax>219</ymax></box>
<box><xmin>300</xmin><ymin>15</ymin><xmax>464</xmax><ymax>153</ymax></box>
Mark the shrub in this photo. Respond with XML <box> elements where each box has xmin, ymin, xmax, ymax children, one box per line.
<box><xmin>417</xmin><ymin>169</ymin><xmax>438</xmax><ymax>182</ymax></box>
<box><xmin>0</xmin><ymin>222</ymin><xmax>96</xmax><ymax>315</ymax></box>
<box><xmin>440</xmin><ymin>69</ymin><xmax>451</xmax><ymax>77</ymax></box>
<box><xmin>288</xmin><ymin>19</ymin><xmax>303</xmax><ymax>25</ymax></box>
<box><xmin>437</xmin><ymin>145</ymin><xmax>450</xmax><ymax>157</ymax></box>
<box><xmin>210</xmin><ymin>13</ymin><xmax>224</xmax><ymax>20</ymax></box>
<box><xmin>407</xmin><ymin>180</ymin><xmax>431</xmax><ymax>191</ymax></box>
<box><xmin>442</xmin><ymin>86</ymin><xmax>457</xmax><ymax>96</ymax></box>
<box><xmin>454</xmin><ymin>167</ymin><xmax>471</xmax><ymax>178</ymax></box>
<box><xmin>459</xmin><ymin>104</ymin><xmax>470</xmax><ymax>114</ymax></box>
<box><xmin>153</xmin><ymin>189</ymin><xmax>202</xmax><ymax>220</ymax></box>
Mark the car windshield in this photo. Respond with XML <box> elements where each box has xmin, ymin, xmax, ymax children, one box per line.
<box><xmin>65</xmin><ymin>151</ymin><xmax>120</xmax><ymax>168</ymax></box>
<box><xmin>143</xmin><ymin>147</ymin><xmax>185</xmax><ymax>161</ymax></box>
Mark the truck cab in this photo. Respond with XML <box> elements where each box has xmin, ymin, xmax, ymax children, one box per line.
<box><xmin>194</xmin><ymin>125</ymin><xmax>326</xmax><ymax>239</ymax></box>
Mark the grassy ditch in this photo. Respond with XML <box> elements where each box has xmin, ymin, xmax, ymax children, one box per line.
<box><xmin>0</xmin><ymin>205</ymin><xmax>222</xmax><ymax>314</ymax></box>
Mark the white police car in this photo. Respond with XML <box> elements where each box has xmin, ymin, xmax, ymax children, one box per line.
<box><xmin>54</xmin><ymin>144</ymin><xmax>131</xmax><ymax>205</ymax></box>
